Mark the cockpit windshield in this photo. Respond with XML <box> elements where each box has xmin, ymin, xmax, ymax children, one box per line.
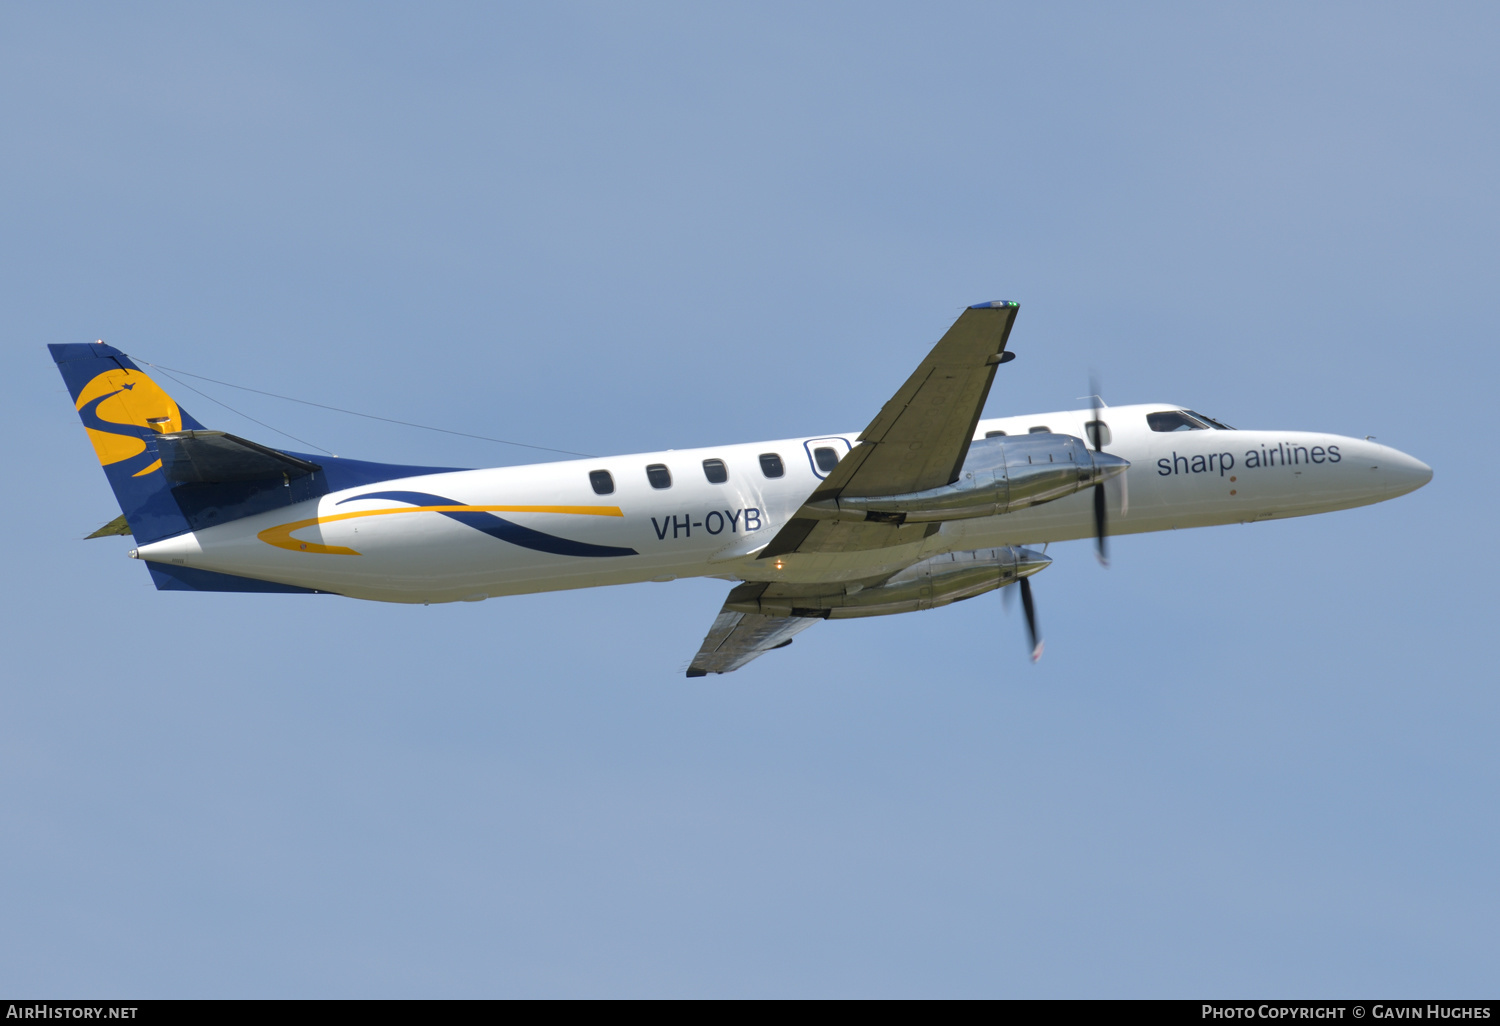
<box><xmin>1147</xmin><ymin>409</ymin><xmax>1234</xmax><ymax>432</ymax></box>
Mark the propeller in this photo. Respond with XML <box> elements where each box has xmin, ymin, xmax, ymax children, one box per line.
<box><xmin>1003</xmin><ymin>561</ymin><xmax>1044</xmax><ymax>662</ymax></box>
<box><xmin>1089</xmin><ymin>380</ymin><xmax>1111</xmax><ymax>567</ymax></box>
<box><xmin>1019</xmin><ymin>575</ymin><xmax>1043</xmax><ymax>662</ymax></box>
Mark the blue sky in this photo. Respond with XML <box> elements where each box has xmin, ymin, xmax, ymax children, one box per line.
<box><xmin>2</xmin><ymin>2</ymin><xmax>1496</xmax><ymax>997</ymax></box>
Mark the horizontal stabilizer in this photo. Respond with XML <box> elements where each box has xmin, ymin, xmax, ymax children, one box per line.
<box><xmin>157</xmin><ymin>430</ymin><xmax>322</xmax><ymax>484</ymax></box>
<box><xmin>85</xmin><ymin>514</ymin><xmax>132</xmax><ymax>539</ymax></box>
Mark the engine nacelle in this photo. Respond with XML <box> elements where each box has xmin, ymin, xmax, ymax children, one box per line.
<box><xmin>727</xmin><ymin>546</ymin><xmax>1050</xmax><ymax>619</ymax></box>
<box><xmin>802</xmin><ymin>433</ymin><xmax>1128</xmax><ymax>524</ymax></box>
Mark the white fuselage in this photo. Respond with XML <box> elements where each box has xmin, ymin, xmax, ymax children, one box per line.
<box><xmin>133</xmin><ymin>404</ymin><xmax>1432</xmax><ymax>603</ymax></box>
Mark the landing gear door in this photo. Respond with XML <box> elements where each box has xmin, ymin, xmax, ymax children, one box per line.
<box><xmin>803</xmin><ymin>437</ymin><xmax>853</xmax><ymax>480</ymax></box>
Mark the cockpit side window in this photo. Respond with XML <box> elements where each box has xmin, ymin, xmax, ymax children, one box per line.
<box><xmin>1147</xmin><ymin>410</ymin><xmax>1211</xmax><ymax>432</ymax></box>
<box><xmin>1184</xmin><ymin>410</ymin><xmax>1235</xmax><ymax>430</ymax></box>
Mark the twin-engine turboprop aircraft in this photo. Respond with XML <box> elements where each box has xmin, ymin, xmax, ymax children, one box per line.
<box><xmin>51</xmin><ymin>302</ymin><xmax>1432</xmax><ymax>675</ymax></box>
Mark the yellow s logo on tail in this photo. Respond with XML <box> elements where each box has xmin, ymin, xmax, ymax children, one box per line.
<box><xmin>74</xmin><ymin>369</ymin><xmax>183</xmax><ymax>477</ymax></box>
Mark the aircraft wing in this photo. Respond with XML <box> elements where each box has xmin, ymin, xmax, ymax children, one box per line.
<box><xmin>691</xmin><ymin>301</ymin><xmax>1020</xmax><ymax>674</ymax></box>
<box><xmin>685</xmin><ymin>604</ymin><xmax>821</xmax><ymax>677</ymax></box>
<box><xmin>760</xmin><ymin>301</ymin><xmax>1020</xmax><ymax>559</ymax></box>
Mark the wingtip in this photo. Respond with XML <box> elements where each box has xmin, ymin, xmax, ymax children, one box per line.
<box><xmin>968</xmin><ymin>300</ymin><xmax>1019</xmax><ymax>310</ymax></box>
<box><xmin>686</xmin><ymin>668</ymin><xmax>708</xmax><ymax>678</ymax></box>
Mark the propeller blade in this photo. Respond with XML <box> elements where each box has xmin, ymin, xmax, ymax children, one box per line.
<box><xmin>1094</xmin><ymin>481</ymin><xmax>1108</xmax><ymax>567</ymax></box>
<box><xmin>1089</xmin><ymin>376</ymin><xmax>1104</xmax><ymax>452</ymax></box>
<box><xmin>1019</xmin><ymin>575</ymin><xmax>1043</xmax><ymax>662</ymax></box>
<box><xmin>1089</xmin><ymin>376</ymin><xmax>1110</xmax><ymax>566</ymax></box>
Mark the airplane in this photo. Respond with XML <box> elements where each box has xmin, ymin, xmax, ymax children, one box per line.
<box><xmin>49</xmin><ymin>301</ymin><xmax>1432</xmax><ymax>675</ymax></box>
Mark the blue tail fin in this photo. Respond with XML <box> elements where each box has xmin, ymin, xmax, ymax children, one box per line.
<box><xmin>50</xmin><ymin>342</ymin><xmax>212</xmax><ymax>545</ymax></box>
<box><xmin>49</xmin><ymin>342</ymin><xmax>464</xmax><ymax>558</ymax></box>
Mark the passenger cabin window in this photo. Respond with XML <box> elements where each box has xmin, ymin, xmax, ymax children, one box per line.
<box><xmin>589</xmin><ymin>470</ymin><xmax>614</xmax><ymax>495</ymax></box>
<box><xmin>985</xmin><ymin>430</ymin><xmax>1007</xmax><ymax>438</ymax></box>
<box><xmin>646</xmin><ymin>463</ymin><xmax>672</xmax><ymax>489</ymax></box>
<box><xmin>759</xmin><ymin>453</ymin><xmax>785</xmax><ymax>478</ymax></box>
<box><xmin>702</xmin><ymin>458</ymin><xmax>728</xmax><ymax>484</ymax></box>
<box><xmin>813</xmin><ymin>446</ymin><xmax>840</xmax><ymax>473</ymax></box>
<box><xmin>1028</xmin><ymin>426</ymin><xmax>1051</xmax><ymax>434</ymax></box>
<box><xmin>1085</xmin><ymin>421</ymin><xmax>1111</xmax><ymax>448</ymax></box>
<box><xmin>1147</xmin><ymin>410</ymin><xmax>1211</xmax><ymax>432</ymax></box>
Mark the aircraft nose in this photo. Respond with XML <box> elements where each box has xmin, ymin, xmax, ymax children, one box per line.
<box><xmin>1383</xmin><ymin>448</ymin><xmax>1433</xmax><ymax>498</ymax></box>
